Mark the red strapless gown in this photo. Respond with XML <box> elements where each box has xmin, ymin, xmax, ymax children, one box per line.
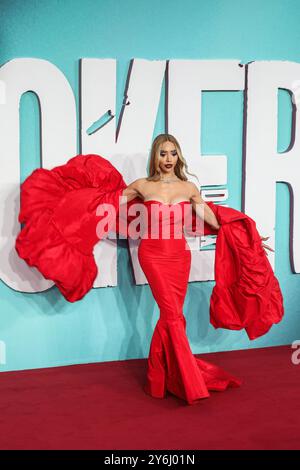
<box><xmin>137</xmin><ymin>200</ymin><xmax>241</xmax><ymax>405</ymax></box>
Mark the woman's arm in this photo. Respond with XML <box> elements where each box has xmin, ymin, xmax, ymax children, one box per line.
<box><xmin>120</xmin><ymin>178</ymin><xmax>144</xmax><ymax>205</ymax></box>
<box><xmin>189</xmin><ymin>182</ymin><xmax>220</xmax><ymax>231</ymax></box>
<box><xmin>189</xmin><ymin>183</ymin><xmax>274</xmax><ymax>254</ymax></box>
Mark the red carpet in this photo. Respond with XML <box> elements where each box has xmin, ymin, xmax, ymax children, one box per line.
<box><xmin>0</xmin><ymin>344</ymin><xmax>298</xmax><ymax>450</ymax></box>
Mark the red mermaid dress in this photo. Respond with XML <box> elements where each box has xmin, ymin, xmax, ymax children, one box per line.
<box><xmin>15</xmin><ymin>153</ymin><xmax>284</xmax><ymax>405</ymax></box>
<box><xmin>138</xmin><ymin>200</ymin><xmax>241</xmax><ymax>404</ymax></box>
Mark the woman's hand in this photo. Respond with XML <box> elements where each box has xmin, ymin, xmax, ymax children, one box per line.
<box><xmin>260</xmin><ymin>235</ymin><xmax>274</xmax><ymax>256</ymax></box>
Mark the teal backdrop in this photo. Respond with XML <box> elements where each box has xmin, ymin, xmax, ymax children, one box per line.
<box><xmin>0</xmin><ymin>0</ymin><xmax>299</xmax><ymax>371</ymax></box>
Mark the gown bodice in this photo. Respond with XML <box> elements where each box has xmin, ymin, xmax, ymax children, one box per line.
<box><xmin>139</xmin><ymin>199</ymin><xmax>192</xmax><ymax>240</ymax></box>
<box><xmin>136</xmin><ymin>199</ymin><xmax>192</xmax><ymax>258</ymax></box>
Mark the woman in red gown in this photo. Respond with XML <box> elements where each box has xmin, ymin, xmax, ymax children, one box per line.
<box><xmin>122</xmin><ymin>133</ymin><xmax>242</xmax><ymax>405</ymax></box>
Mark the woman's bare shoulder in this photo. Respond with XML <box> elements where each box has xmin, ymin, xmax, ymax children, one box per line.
<box><xmin>184</xmin><ymin>180</ymin><xmax>202</xmax><ymax>198</ymax></box>
<box><xmin>127</xmin><ymin>177</ymin><xmax>147</xmax><ymax>188</ymax></box>
<box><xmin>185</xmin><ymin>180</ymin><xmax>200</xmax><ymax>189</ymax></box>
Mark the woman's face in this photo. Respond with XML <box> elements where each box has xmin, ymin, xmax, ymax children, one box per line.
<box><xmin>158</xmin><ymin>141</ymin><xmax>178</xmax><ymax>174</ymax></box>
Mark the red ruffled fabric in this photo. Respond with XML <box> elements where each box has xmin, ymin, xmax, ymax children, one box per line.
<box><xmin>186</xmin><ymin>202</ymin><xmax>284</xmax><ymax>340</ymax></box>
<box><xmin>15</xmin><ymin>154</ymin><xmax>284</xmax><ymax>340</ymax></box>
<box><xmin>15</xmin><ymin>154</ymin><xmax>126</xmax><ymax>302</ymax></box>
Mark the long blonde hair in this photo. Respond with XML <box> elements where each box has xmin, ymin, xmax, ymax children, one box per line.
<box><xmin>146</xmin><ymin>133</ymin><xmax>199</xmax><ymax>183</ymax></box>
